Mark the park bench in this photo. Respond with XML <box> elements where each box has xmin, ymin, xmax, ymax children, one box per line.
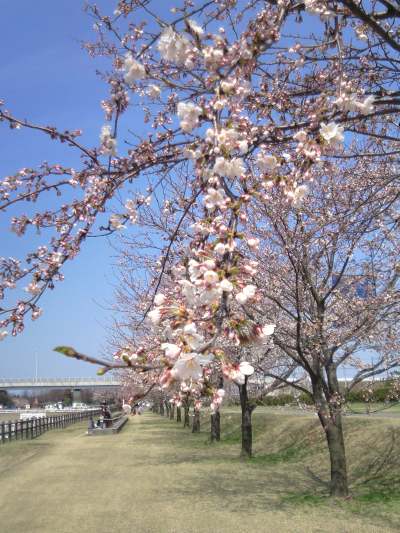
<box><xmin>87</xmin><ymin>413</ymin><xmax>128</xmax><ymax>436</ymax></box>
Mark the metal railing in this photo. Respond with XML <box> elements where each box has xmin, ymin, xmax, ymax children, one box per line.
<box><xmin>0</xmin><ymin>409</ymin><xmax>101</xmax><ymax>443</ymax></box>
<box><xmin>0</xmin><ymin>377</ymin><xmax>121</xmax><ymax>388</ymax></box>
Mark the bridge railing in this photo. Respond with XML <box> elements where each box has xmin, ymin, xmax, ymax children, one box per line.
<box><xmin>0</xmin><ymin>409</ymin><xmax>101</xmax><ymax>444</ymax></box>
<box><xmin>0</xmin><ymin>377</ymin><xmax>121</xmax><ymax>387</ymax></box>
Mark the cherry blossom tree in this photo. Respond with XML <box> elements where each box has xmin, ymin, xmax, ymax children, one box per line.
<box><xmin>244</xmin><ymin>158</ymin><xmax>400</xmax><ymax>496</ymax></box>
<box><xmin>106</xmin><ymin>238</ymin><xmax>298</xmax><ymax>454</ymax></box>
<box><xmin>2</xmin><ymin>0</ymin><xmax>400</xmax><ymax>497</ymax></box>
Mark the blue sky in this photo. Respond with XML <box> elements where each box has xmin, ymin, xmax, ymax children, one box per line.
<box><xmin>0</xmin><ymin>0</ymin><xmax>187</xmax><ymax>379</ymax></box>
<box><xmin>0</xmin><ymin>1</ymin><xmax>119</xmax><ymax>378</ymax></box>
<box><xmin>0</xmin><ymin>0</ymin><xmax>206</xmax><ymax>379</ymax></box>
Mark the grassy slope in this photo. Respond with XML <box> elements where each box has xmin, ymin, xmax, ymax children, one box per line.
<box><xmin>0</xmin><ymin>409</ymin><xmax>399</xmax><ymax>532</ymax></box>
<box><xmin>219</xmin><ymin>407</ymin><xmax>400</xmax><ymax>532</ymax></box>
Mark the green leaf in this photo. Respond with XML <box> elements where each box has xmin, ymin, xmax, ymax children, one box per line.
<box><xmin>53</xmin><ymin>346</ymin><xmax>78</xmax><ymax>357</ymax></box>
<box><xmin>121</xmin><ymin>354</ymin><xmax>131</xmax><ymax>365</ymax></box>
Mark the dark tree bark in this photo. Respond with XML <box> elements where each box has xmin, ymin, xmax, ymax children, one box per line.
<box><xmin>176</xmin><ymin>406</ymin><xmax>182</xmax><ymax>423</ymax></box>
<box><xmin>169</xmin><ymin>404</ymin><xmax>175</xmax><ymax>420</ymax></box>
<box><xmin>238</xmin><ymin>378</ymin><xmax>256</xmax><ymax>458</ymax></box>
<box><xmin>324</xmin><ymin>413</ymin><xmax>348</xmax><ymax>497</ymax></box>
<box><xmin>183</xmin><ymin>403</ymin><xmax>190</xmax><ymax>428</ymax></box>
<box><xmin>192</xmin><ymin>409</ymin><xmax>200</xmax><ymax>433</ymax></box>
<box><xmin>211</xmin><ymin>376</ymin><xmax>223</xmax><ymax>442</ymax></box>
<box><xmin>165</xmin><ymin>401</ymin><xmax>170</xmax><ymax>417</ymax></box>
<box><xmin>312</xmin><ymin>371</ymin><xmax>349</xmax><ymax>497</ymax></box>
<box><xmin>210</xmin><ymin>410</ymin><xmax>221</xmax><ymax>442</ymax></box>
<box><xmin>159</xmin><ymin>401</ymin><xmax>164</xmax><ymax>416</ymax></box>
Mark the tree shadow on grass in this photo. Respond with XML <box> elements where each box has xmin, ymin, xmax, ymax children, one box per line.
<box><xmin>168</xmin><ymin>457</ymin><xmax>325</xmax><ymax>514</ymax></box>
<box><xmin>141</xmin><ymin>415</ymin><xmax>400</xmax><ymax>511</ymax></box>
<box><xmin>349</xmin><ymin>427</ymin><xmax>400</xmax><ymax>489</ymax></box>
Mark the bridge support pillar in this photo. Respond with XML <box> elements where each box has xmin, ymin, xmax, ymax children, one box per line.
<box><xmin>72</xmin><ymin>388</ymin><xmax>82</xmax><ymax>403</ymax></box>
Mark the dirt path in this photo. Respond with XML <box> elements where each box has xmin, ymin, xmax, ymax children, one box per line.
<box><xmin>0</xmin><ymin>413</ymin><xmax>396</xmax><ymax>532</ymax></box>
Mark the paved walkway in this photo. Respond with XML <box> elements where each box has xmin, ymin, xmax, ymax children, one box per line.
<box><xmin>0</xmin><ymin>413</ymin><xmax>397</xmax><ymax>532</ymax></box>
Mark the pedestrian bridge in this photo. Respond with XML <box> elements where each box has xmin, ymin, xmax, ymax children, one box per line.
<box><xmin>0</xmin><ymin>377</ymin><xmax>121</xmax><ymax>390</ymax></box>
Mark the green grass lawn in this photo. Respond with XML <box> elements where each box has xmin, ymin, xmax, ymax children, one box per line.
<box><xmin>345</xmin><ymin>402</ymin><xmax>400</xmax><ymax>415</ymax></box>
<box><xmin>0</xmin><ymin>409</ymin><xmax>399</xmax><ymax>532</ymax></box>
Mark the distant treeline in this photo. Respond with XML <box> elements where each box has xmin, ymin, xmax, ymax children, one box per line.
<box><xmin>227</xmin><ymin>379</ymin><xmax>400</xmax><ymax>406</ymax></box>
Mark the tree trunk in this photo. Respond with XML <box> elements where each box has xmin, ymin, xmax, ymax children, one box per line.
<box><xmin>210</xmin><ymin>410</ymin><xmax>221</xmax><ymax>442</ymax></box>
<box><xmin>313</xmin><ymin>374</ymin><xmax>349</xmax><ymax>497</ymax></box>
<box><xmin>238</xmin><ymin>378</ymin><xmax>255</xmax><ymax>457</ymax></box>
<box><xmin>159</xmin><ymin>401</ymin><xmax>164</xmax><ymax>416</ymax></box>
<box><xmin>192</xmin><ymin>410</ymin><xmax>200</xmax><ymax>433</ymax></box>
<box><xmin>169</xmin><ymin>404</ymin><xmax>175</xmax><ymax>420</ymax></box>
<box><xmin>183</xmin><ymin>404</ymin><xmax>190</xmax><ymax>428</ymax></box>
<box><xmin>165</xmin><ymin>401</ymin><xmax>170</xmax><ymax>417</ymax></box>
<box><xmin>176</xmin><ymin>406</ymin><xmax>182</xmax><ymax>423</ymax></box>
<box><xmin>324</xmin><ymin>412</ymin><xmax>348</xmax><ymax>497</ymax></box>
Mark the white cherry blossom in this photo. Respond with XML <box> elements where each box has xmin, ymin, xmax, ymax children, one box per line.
<box><xmin>191</xmin><ymin>222</ymin><xmax>209</xmax><ymax>237</ymax></box>
<box><xmin>99</xmin><ymin>125</ymin><xmax>117</xmax><ymax>155</ymax></box>
<box><xmin>147</xmin><ymin>84</ymin><xmax>161</xmax><ymax>99</ymax></box>
<box><xmin>188</xmin><ymin>259</ymin><xmax>201</xmax><ymax>280</ymax></box>
<box><xmin>124</xmin><ymin>199</ymin><xmax>138</xmax><ymax>223</ymax></box>
<box><xmin>148</xmin><ymin>308</ymin><xmax>161</xmax><ymax>325</ymax></box>
<box><xmin>293</xmin><ymin>130</ymin><xmax>308</xmax><ymax>142</ymax></box>
<box><xmin>187</xmin><ymin>19</ymin><xmax>204</xmax><ymax>36</ymax></box>
<box><xmin>220</xmin><ymin>80</ymin><xmax>235</xmax><ymax>94</ymax></box>
<box><xmin>239</xmin><ymin>361</ymin><xmax>255</xmax><ymax>376</ymax></box>
<box><xmin>333</xmin><ymin>93</ymin><xmax>375</xmax><ymax>116</ymax></box>
<box><xmin>357</xmin><ymin>95</ymin><xmax>375</xmax><ymax>115</ymax></box>
<box><xmin>25</xmin><ymin>282</ymin><xmax>41</xmax><ymax>295</ymax></box>
<box><xmin>203</xmin><ymin>46</ymin><xmax>224</xmax><ymax>68</ymax></box>
<box><xmin>214</xmin><ymin>242</ymin><xmax>227</xmax><ymax>256</ymax></box>
<box><xmin>177</xmin><ymin>102</ymin><xmax>202</xmax><ymax>132</ymax></box>
<box><xmin>158</xmin><ymin>27</ymin><xmax>191</xmax><ymax>65</ymax></box>
<box><xmin>172</xmin><ymin>352</ymin><xmax>213</xmax><ymax>380</ymax></box>
<box><xmin>123</xmin><ymin>55</ymin><xmax>146</xmax><ymax>83</ymax></box>
<box><xmin>179</xmin><ymin>279</ymin><xmax>197</xmax><ymax>306</ymax></box>
<box><xmin>109</xmin><ymin>214</ymin><xmax>125</xmax><ymax>230</ymax></box>
<box><xmin>183</xmin><ymin>322</ymin><xmax>198</xmax><ymax>336</ymax></box>
<box><xmin>256</xmin><ymin>153</ymin><xmax>278</xmax><ymax>172</ymax></box>
<box><xmin>247</xmin><ymin>238</ymin><xmax>260</xmax><ymax>249</ymax></box>
<box><xmin>333</xmin><ymin>93</ymin><xmax>358</xmax><ymax>113</ymax></box>
<box><xmin>204</xmin><ymin>188</ymin><xmax>227</xmax><ymax>210</ymax></box>
<box><xmin>235</xmin><ymin>284</ymin><xmax>257</xmax><ymax>304</ymax></box>
<box><xmin>287</xmin><ymin>184</ymin><xmax>308</xmax><ymax>206</ymax></box>
<box><xmin>223</xmin><ymin>361</ymin><xmax>255</xmax><ymax>385</ymax></box>
<box><xmin>154</xmin><ymin>293</ymin><xmax>166</xmax><ymax>306</ymax></box>
<box><xmin>216</xmin><ymin>128</ymin><xmax>240</xmax><ymax>152</ymax></box>
<box><xmin>161</xmin><ymin>343</ymin><xmax>181</xmax><ymax>360</ymax></box>
<box><xmin>203</xmin><ymin>270</ymin><xmax>219</xmax><ymax>285</ymax></box>
<box><xmin>199</xmin><ymin>287</ymin><xmax>222</xmax><ymax>306</ymax></box>
<box><xmin>219</xmin><ymin>278</ymin><xmax>233</xmax><ymax>292</ymax></box>
<box><xmin>319</xmin><ymin>122</ymin><xmax>344</xmax><ymax>146</ymax></box>
<box><xmin>261</xmin><ymin>324</ymin><xmax>276</xmax><ymax>337</ymax></box>
<box><xmin>213</xmin><ymin>157</ymin><xmax>245</xmax><ymax>178</ymax></box>
<box><xmin>238</xmin><ymin>140</ymin><xmax>249</xmax><ymax>153</ymax></box>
